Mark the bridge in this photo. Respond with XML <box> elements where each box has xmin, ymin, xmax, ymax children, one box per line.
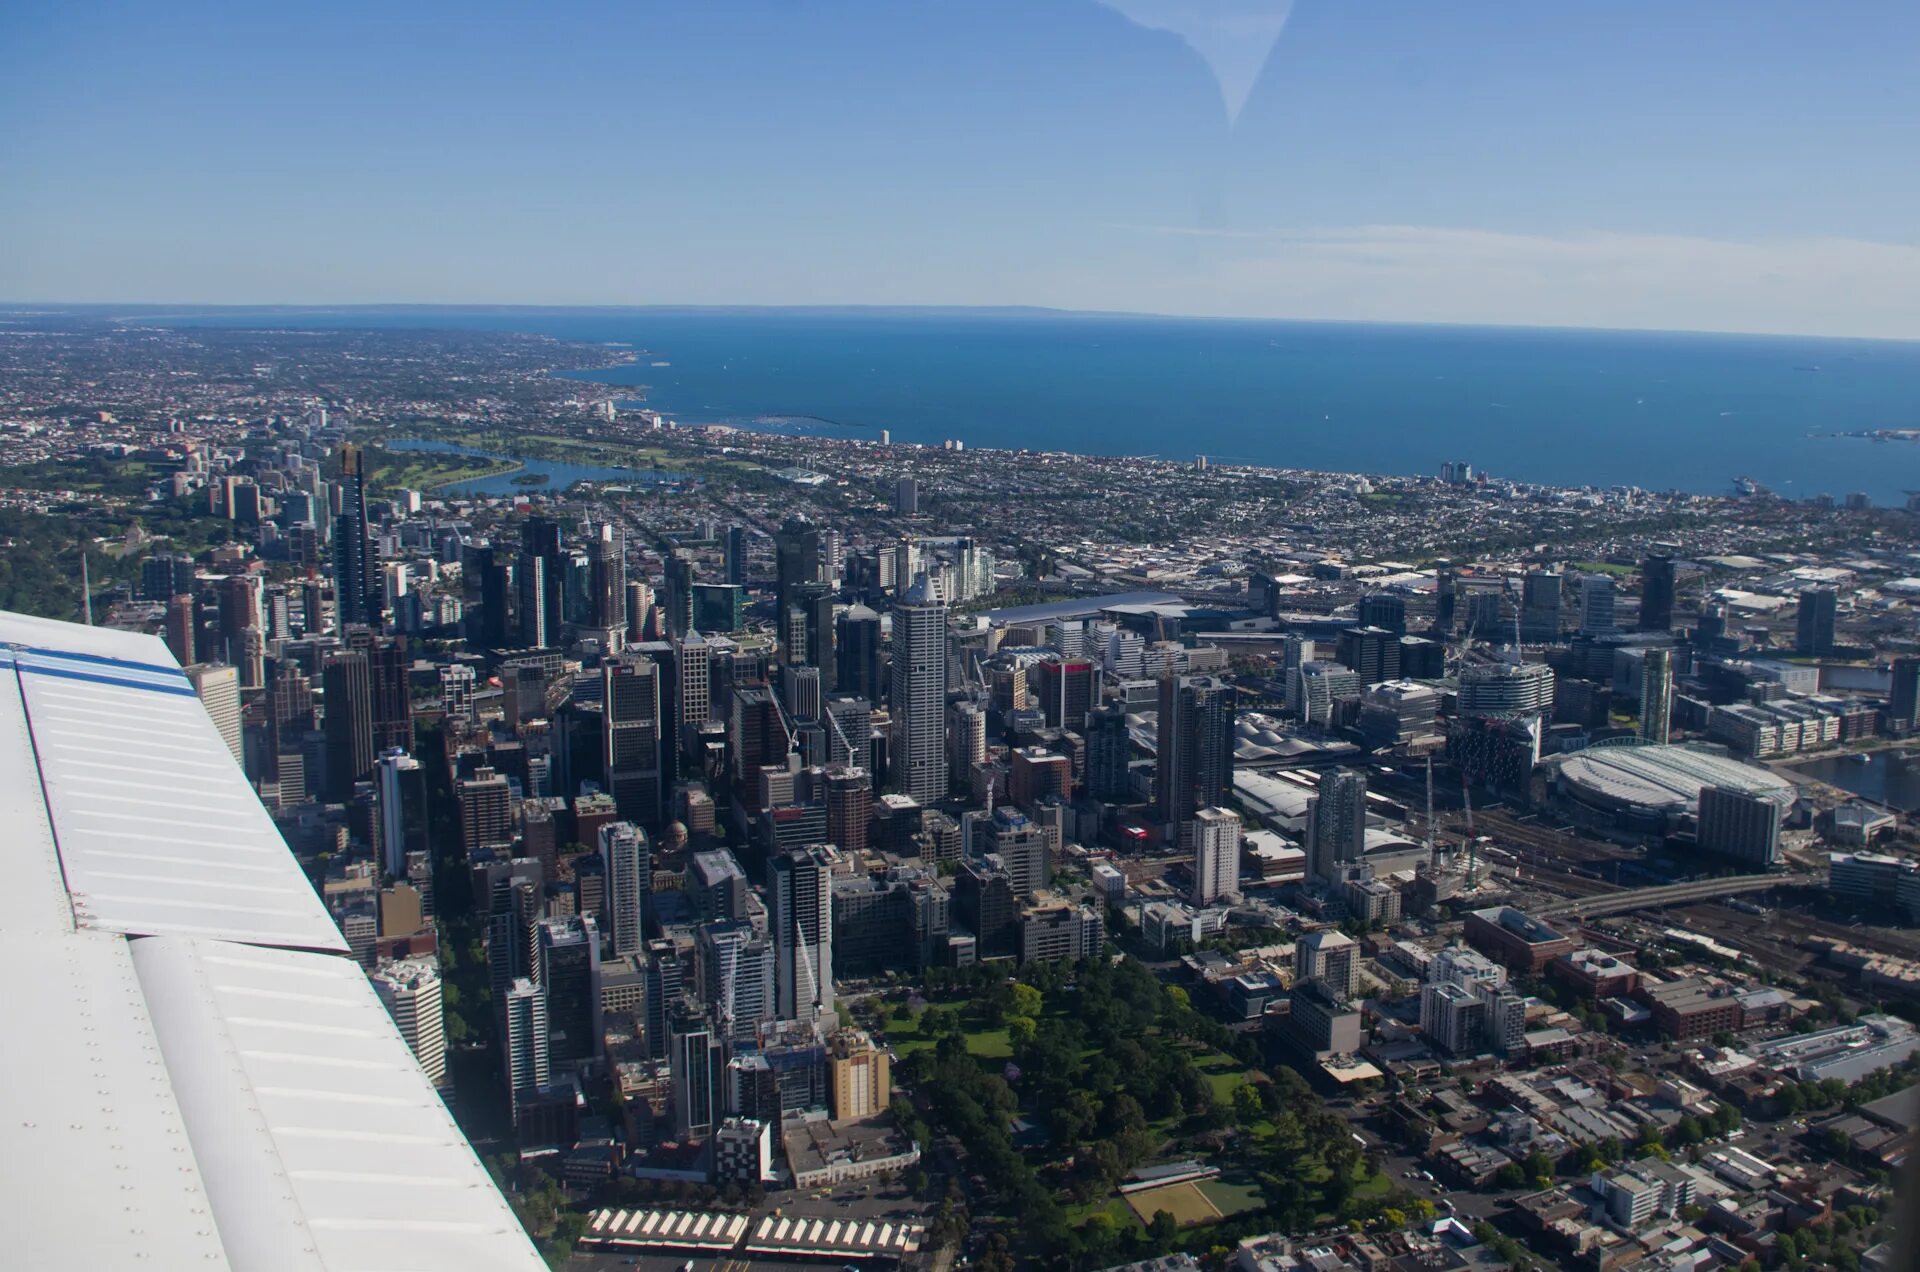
<box><xmin>1533</xmin><ymin>873</ymin><xmax>1812</xmax><ymax>920</ymax></box>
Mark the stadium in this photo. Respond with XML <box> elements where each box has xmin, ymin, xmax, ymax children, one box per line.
<box><xmin>1548</xmin><ymin>742</ymin><xmax>1797</xmax><ymax>833</ymax></box>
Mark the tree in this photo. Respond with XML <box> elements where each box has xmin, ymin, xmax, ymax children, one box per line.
<box><xmin>1233</xmin><ymin>1082</ymin><xmax>1265</xmax><ymax>1126</ymax></box>
<box><xmin>1147</xmin><ymin>1210</ymin><xmax>1179</xmax><ymax>1244</ymax></box>
<box><xmin>1010</xmin><ymin>982</ymin><xmax>1043</xmax><ymax>1020</ymax></box>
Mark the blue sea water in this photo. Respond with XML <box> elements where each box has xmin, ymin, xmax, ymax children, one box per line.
<box><xmin>145</xmin><ymin>307</ymin><xmax>1920</xmax><ymax>502</ymax></box>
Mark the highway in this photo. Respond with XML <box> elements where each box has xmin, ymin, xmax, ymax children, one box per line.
<box><xmin>1532</xmin><ymin>874</ymin><xmax>1807</xmax><ymax>919</ymax></box>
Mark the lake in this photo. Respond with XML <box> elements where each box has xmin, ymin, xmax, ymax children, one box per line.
<box><xmin>384</xmin><ymin>438</ymin><xmax>674</xmax><ymax>497</ymax></box>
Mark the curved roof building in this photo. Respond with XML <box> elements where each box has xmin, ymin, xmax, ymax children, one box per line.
<box><xmin>1551</xmin><ymin>742</ymin><xmax>1795</xmax><ymax>818</ymax></box>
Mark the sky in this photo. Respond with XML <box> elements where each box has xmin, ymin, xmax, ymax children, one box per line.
<box><xmin>2</xmin><ymin>0</ymin><xmax>1917</xmax><ymax>338</ymax></box>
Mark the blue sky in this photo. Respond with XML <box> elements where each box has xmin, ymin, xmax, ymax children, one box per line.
<box><xmin>2</xmin><ymin>0</ymin><xmax>1917</xmax><ymax>337</ymax></box>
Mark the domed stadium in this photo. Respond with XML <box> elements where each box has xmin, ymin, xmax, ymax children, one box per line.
<box><xmin>1550</xmin><ymin>742</ymin><xmax>1796</xmax><ymax>819</ymax></box>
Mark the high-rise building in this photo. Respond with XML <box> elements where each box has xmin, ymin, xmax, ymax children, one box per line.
<box><xmin>1190</xmin><ymin>806</ymin><xmax>1242</xmax><ymax>905</ymax></box>
<box><xmin>826</xmin><ymin>767</ymin><xmax>873</xmax><ymax>857</ymax></box>
<box><xmin>588</xmin><ymin>525</ymin><xmax>624</xmax><ymax>630</ymax></box>
<box><xmin>603</xmin><ymin>658</ymin><xmax>663</xmax><ymax>826</ymax></box>
<box><xmin>1086</xmin><ymin>703</ymin><xmax>1132</xmax><ymax>802</ymax></box>
<box><xmin>371</xmin><ymin>958</ymin><xmax>449</xmax><ymax>1089</ymax></box>
<box><xmin>774</xmin><ymin>519</ymin><xmax>821</xmax><ymax>621</ymax></box>
<box><xmin>725</xmin><ymin>524</ymin><xmax>749</xmax><ymax>586</ymax></box>
<box><xmin>1797</xmin><ymin>588</ymin><xmax>1838</xmax><ymax>657</ymax></box>
<box><xmin>1295</xmin><ymin>928</ymin><xmax>1359</xmax><ymax>998</ymax></box>
<box><xmin>1306</xmin><ymin>767</ymin><xmax>1367</xmax><ymax>882</ymax></box>
<box><xmin>1520</xmin><ymin>570</ymin><xmax>1562</xmax><ymax>642</ymax></box>
<box><xmin>670</xmin><ymin>1011</ymin><xmax>725</xmax><ymax>1139</ymax></box>
<box><xmin>1357</xmin><ymin>593</ymin><xmax>1407</xmax><ymax>635</ymax></box>
<box><xmin>662</xmin><ymin>550</ymin><xmax>695</xmax><ymax>639</ymax></box>
<box><xmin>697</xmin><ymin>919</ymin><xmax>775</xmax><ymax>1041</ymax></box>
<box><xmin>769</xmin><ymin>845</ymin><xmax>834</xmax><ymax>1022</ymax></box>
<box><xmin>835</xmin><ymin>604</ymin><xmax>884</xmax><ymax>703</ymax></box>
<box><xmin>1337</xmin><ymin>626</ymin><xmax>1403</xmax><ymax>686</ymax></box>
<box><xmin>689</xmin><ymin>849</ymin><xmax>750</xmax><ymax>922</ymax></box>
<box><xmin>599</xmin><ymin>821</ymin><xmax>649</xmax><ymax>959</ymax></box>
<box><xmin>1457</xmin><ymin>660</ymin><xmax>1555</xmax><ymax>716</ymax></box>
<box><xmin>140</xmin><ymin>552</ymin><xmax>197</xmax><ymax>602</ymax></box>
<box><xmin>1034</xmin><ymin>657</ymin><xmax>1094</xmax><ymax>732</ymax></box>
<box><xmin>1640</xmin><ymin>553</ymin><xmax>1676</xmax><ymax>632</ymax></box>
<box><xmin>1156</xmin><ymin>674</ymin><xmax>1235</xmax><ymax>843</ymax></box>
<box><xmin>185</xmin><ymin>662</ymin><xmax>243</xmax><ymax>766</ymax></box>
<box><xmin>502</xmin><ymin>978</ymin><xmax>551</xmax><ymax>1123</ymax></box>
<box><xmin>625</xmin><ymin>579</ymin><xmax>654</xmax><ymax>640</ymax></box>
<box><xmin>321</xmin><ymin>651</ymin><xmax>375</xmax><ymax>800</ymax></box>
<box><xmin>1580</xmin><ymin>574</ymin><xmax>1618</xmax><ymax>636</ymax></box>
<box><xmin>894</xmin><ymin>476</ymin><xmax>919</xmax><ymax>514</ymax></box>
<box><xmin>1638</xmin><ymin>647</ymin><xmax>1674</xmax><ymax>744</ymax></box>
<box><xmin>458</xmin><ymin>766</ymin><xmax>513</xmax><ymax>855</ymax></box>
<box><xmin>827</xmin><ymin>1027</ymin><xmax>891</xmax><ymax>1123</ymax></box>
<box><xmin>986</xmin><ymin>806</ymin><xmax>1048</xmax><ymax>896</ymax></box>
<box><xmin>533</xmin><ymin>915</ymin><xmax>603</xmax><ymax>1064</ymax></box>
<box><xmin>643</xmin><ymin>937</ymin><xmax>685</xmax><ymax>1061</ymax></box>
<box><xmin>375</xmin><ymin>749</ymin><xmax>427</xmax><ymax>877</ymax></box>
<box><xmin>1294</xmin><ymin>660</ymin><xmax>1360</xmax><ymax>726</ymax></box>
<box><xmin>888</xmin><ymin>590</ymin><xmax>949</xmax><ymax>803</ymax></box>
<box><xmin>331</xmin><ymin>443</ymin><xmax>381</xmax><ymax>628</ymax></box>
<box><xmin>516</xmin><ymin>516</ymin><xmax>566</xmax><ymax>649</ymax></box>
<box><xmin>1697</xmin><ymin>785</ymin><xmax>1782</xmax><ymax>867</ymax></box>
<box><xmin>164</xmin><ymin>593</ymin><xmax>197</xmax><ymax>665</ymax></box>
<box><xmin>476</xmin><ymin>545</ymin><xmax>513</xmax><ymax>649</ymax></box>
<box><xmin>1892</xmin><ymin>657</ymin><xmax>1920</xmax><ymax>735</ymax></box>
<box><xmin>691</xmin><ymin>583</ymin><xmax>745</xmax><ymax>634</ymax></box>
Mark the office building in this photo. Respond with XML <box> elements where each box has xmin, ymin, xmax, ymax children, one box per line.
<box><xmin>691</xmin><ymin>583</ymin><xmax>745</xmax><ymax>634</ymax></box>
<box><xmin>1638</xmin><ymin>647</ymin><xmax>1673</xmax><ymax>744</ymax></box>
<box><xmin>458</xmin><ymin>766</ymin><xmax>513</xmax><ymax>855</ymax></box>
<box><xmin>769</xmin><ymin>845</ymin><xmax>834</xmax><ymax>1022</ymax></box>
<box><xmin>643</xmin><ymin>937</ymin><xmax>686</xmax><ymax>1061</ymax></box>
<box><xmin>725</xmin><ymin>524</ymin><xmax>749</xmax><ymax>586</ymax></box>
<box><xmin>1156</xmin><ymin>674</ymin><xmax>1235</xmax><ymax>843</ymax></box>
<box><xmin>1520</xmin><ymin>570</ymin><xmax>1562</xmax><ymax>642</ymax></box>
<box><xmin>370</xmin><ymin>958</ymin><xmax>448</xmax><ymax>1089</ymax></box>
<box><xmin>670</xmin><ymin>1012</ymin><xmax>725</xmax><ymax>1139</ymax></box>
<box><xmin>1190</xmin><ymin>806</ymin><xmax>1241</xmax><ymax>905</ymax></box>
<box><xmin>835</xmin><ymin>604</ymin><xmax>884</xmax><ymax>704</ymax></box>
<box><xmin>321</xmin><ymin>651</ymin><xmax>375</xmax><ymax>799</ymax></box>
<box><xmin>1797</xmin><ymin>587</ymin><xmax>1838</xmax><ymax>657</ymax></box>
<box><xmin>1305</xmin><ymin>768</ymin><xmax>1367</xmax><ymax>883</ymax></box>
<box><xmin>599</xmin><ymin>821</ymin><xmax>649</xmax><ymax>959</ymax></box>
<box><xmin>1086</xmin><ymin>702</ymin><xmax>1132</xmax><ymax>802</ymax></box>
<box><xmin>689</xmin><ymin>848</ymin><xmax>749</xmax><ymax>922</ymax></box>
<box><xmin>332</xmin><ymin>443</ymin><xmax>381</xmax><ymax>627</ymax></box>
<box><xmin>1580</xmin><ymin>574</ymin><xmax>1617</xmax><ymax>636</ymax></box>
<box><xmin>1034</xmin><ymin>657</ymin><xmax>1094</xmax><ymax>731</ymax></box>
<box><xmin>534</xmin><ymin>915</ymin><xmax>603</xmax><ymax>1065</ymax></box>
<box><xmin>1282</xmin><ymin>980</ymin><xmax>1364</xmax><ymax>1059</ymax></box>
<box><xmin>503</xmin><ymin>978</ymin><xmax>551</xmax><ymax>1123</ymax></box>
<box><xmin>1336</xmin><ymin>626</ymin><xmax>1402</xmax><ymax>686</ymax></box>
<box><xmin>516</xmin><ymin>518</ymin><xmax>566</xmax><ymax>649</ymax></box>
<box><xmin>1697</xmin><ymin>784</ymin><xmax>1782</xmax><ymax>867</ymax></box>
<box><xmin>1891</xmin><ymin>657</ymin><xmax>1920</xmax><ymax>735</ymax></box>
<box><xmin>587</xmin><ymin>525</ymin><xmax>624</xmax><ymax>630</ymax></box>
<box><xmin>375</xmin><ymin>749</ymin><xmax>427</xmax><ymax>877</ymax></box>
<box><xmin>888</xmin><ymin>589</ymin><xmax>948</xmax><ymax>803</ymax></box>
<box><xmin>603</xmin><ymin>658</ymin><xmax>663</xmax><ymax>826</ymax></box>
<box><xmin>697</xmin><ymin>919</ymin><xmax>775</xmax><ymax>1040</ymax></box>
<box><xmin>773</xmin><ymin>519</ymin><xmax>820</xmax><ymax>619</ymax></box>
<box><xmin>184</xmin><ymin>662</ymin><xmax>243</xmax><ymax>766</ymax></box>
<box><xmin>894</xmin><ymin>476</ymin><xmax>918</xmax><ymax>514</ymax></box>
<box><xmin>1457</xmin><ymin>659</ymin><xmax>1554</xmax><ymax>716</ymax></box>
<box><xmin>714</xmin><ymin>1118</ymin><xmax>773</xmax><ymax>1186</ymax></box>
<box><xmin>1294</xmin><ymin>660</ymin><xmax>1359</xmax><ymax>726</ymax></box>
<box><xmin>1640</xmin><ymin>553</ymin><xmax>1675</xmax><ymax>633</ymax></box>
<box><xmin>140</xmin><ymin>551</ymin><xmax>197</xmax><ymax>602</ymax></box>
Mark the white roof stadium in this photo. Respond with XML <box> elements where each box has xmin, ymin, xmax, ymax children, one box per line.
<box><xmin>0</xmin><ymin>610</ymin><xmax>544</xmax><ymax>1271</ymax></box>
<box><xmin>1551</xmin><ymin>742</ymin><xmax>1796</xmax><ymax>817</ymax></box>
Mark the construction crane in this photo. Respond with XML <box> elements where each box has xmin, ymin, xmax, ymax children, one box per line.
<box><xmin>1461</xmin><ymin>771</ymin><xmax>1482</xmax><ymax>890</ymax></box>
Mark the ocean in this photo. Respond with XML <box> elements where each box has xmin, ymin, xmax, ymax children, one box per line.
<box><xmin>145</xmin><ymin>307</ymin><xmax>1920</xmax><ymax>502</ymax></box>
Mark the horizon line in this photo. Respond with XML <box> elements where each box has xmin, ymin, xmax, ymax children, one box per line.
<box><xmin>2</xmin><ymin>300</ymin><xmax>1917</xmax><ymax>347</ymax></box>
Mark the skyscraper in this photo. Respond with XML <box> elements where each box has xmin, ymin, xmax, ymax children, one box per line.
<box><xmin>774</xmin><ymin>518</ymin><xmax>820</xmax><ymax>620</ymax></box>
<box><xmin>477</xmin><ymin>545</ymin><xmax>513</xmax><ymax>649</ymax></box>
<box><xmin>321</xmin><ymin>651</ymin><xmax>375</xmax><ymax>800</ymax></box>
<box><xmin>1295</xmin><ymin>929</ymin><xmax>1359</xmax><ymax>998</ymax></box>
<box><xmin>1579</xmin><ymin>574</ymin><xmax>1617</xmax><ymax>636</ymax></box>
<box><xmin>1520</xmin><ymin>570</ymin><xmax>1562</xmax><ymax>642</ymax></box>
<box><xmin>1892</xmin><ymin>657</ymin><xmax>1920</xmax><ymax>735</ymax></box>
<box><xmin>503</xmin><ymin>978</ymin><xmax>551</xmax><ymax>1122</ymax></box>
<box><xmin>1797</xmin><ymin>587</ymin><xmax>1838</xmax><ymax>657</ymax></box>
<box><xmin>516</xmin><ymin>518</ymin><xmax>566</xmax><ymax>649</ymax></box>
<box><xmin>164</xmin><ymin>593</ymin><xmax>196</xmax><ymax>665</ymax></box>
<box><xmin>888</xmin><ymin>589</ymin><xmax>949</xmax><ymax>803</ymax></box>
<box><xmin>1086</xmin><ymin>703</ymin><xmax>1132</xmax><ymax>801</ymax></box>
<box><xmin>1156</xmin><ymin>674</ymin><xmax>1235</xmax><ymax>843</ymax></box>
<box><xmin>375</xmin><ymin>749</ymin><xmax>427</xmax><ymax>877</ymax></box>
<box><xmin>185</xmin><ymin>663</ymin><xmax>243</xmax><ymax>766</ymax></box>
<box><xmin>725</xmin><ymin>523</ymin><xmax>749</xmax><ymax>586</ymax></box>
<box><xmin>371</xmin><ymin>958</ymin><xmax>448</xmax><ymax>1089</ymax></box>
<box><xmin>1306</xmin><ymin>768</ymin><xmax>1367</xmax><ymax>883</ymax></box>
<box><xmin>835</xmin><ymin>604</ymin><xmax>884</xmax><ymax>703</ymax></box>
<box><xmin>1034</xmin><ymin>657</ymin><xmax>1094</xmax><ymax>732</ymax></box>
<box><xmin>599</xmin><ymin>821</ymin><xmax>649</xmax><ymax>959</ymax></box>
<box><xmin>662</xmin><ymin>550</ymin><xmax>695</xmax><ymax>639</ymax></box>
<box><xmin>331</xmin><ymin>443</ymin><xmax>381</xmax><ymax>628</ymax></box>
<box><xmin>603</xmin><ymin>658</ymin><xmax>663</xmax><ymax>826</ymax></box>
<box><xmin>768</xmin><ymin>845</ymin><xmax>833</xmax><ymax>1022</ymax></box>
<box><xmin>1640</xmin><ymin>553</ymin><xmax>1675</xmax><ymax>632</ymax></box>
<box><xmin>670</xmin><ymin>1011</ymin><xmax>725</xmax><ymax>1139</ymax></box>
<box><xmin>588</xmin><ymin>524</ymin><xmax>624</xmax><ymax>630</ymax></box>
<box><xmin>894</xmin><ymin>476</ymin><xmax>918</xmax><ymax>514</ymax></box>
<box><xmin>1638</xmin><ymin>647</ymin><xmax>1674</xmax><ymax>744</ymax></box>
<box><xmin>1190</xmin><ymin>806</ymin><xmax>1242</xmax><ymax>905</ymax></box>
<box><xmin>533</xmin><ymin>915</ymin><xmax>603</xmax><ymax>1064</ymax></box>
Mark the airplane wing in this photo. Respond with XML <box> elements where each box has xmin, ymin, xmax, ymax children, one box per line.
<box><xmin>0</xmin><ymin>610</ymin><xmax>545</xmax><ymax>1271</ymax></box>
